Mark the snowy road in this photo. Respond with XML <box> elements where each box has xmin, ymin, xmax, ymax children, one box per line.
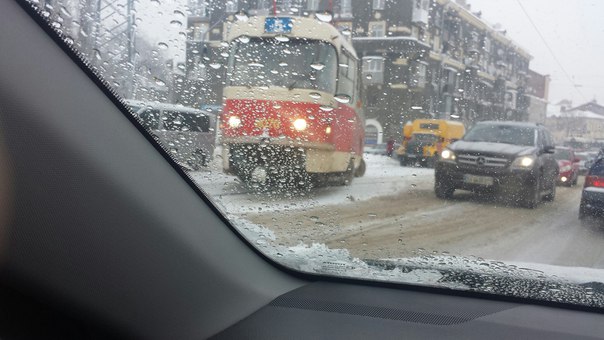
<box><xmin>190</xmin><ymin>154</ymin><xmax>604</xmax><ymax>270</ymax></box>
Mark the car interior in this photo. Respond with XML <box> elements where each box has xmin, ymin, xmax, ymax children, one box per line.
<box><xmin>1</xmin><ymin>0</ymin><xmax>604</xmax><ymax>338</ymax></box>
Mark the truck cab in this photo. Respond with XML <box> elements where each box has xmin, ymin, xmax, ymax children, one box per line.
<box><xmin>397</xmin><ymin>119</ymin><xmax>465</xmax><ymax>167</ymax></box>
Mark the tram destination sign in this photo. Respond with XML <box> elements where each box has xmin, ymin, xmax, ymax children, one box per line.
<box><xmin>265</xmin><ymin>17</ymin><xmax>293</xmax><ymax>34</ymax></box>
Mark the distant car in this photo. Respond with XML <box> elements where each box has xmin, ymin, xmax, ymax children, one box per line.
<box><xmin>554</xmin><ymin>147</ymin><xmax>580</xmax><ymax>186</ymax></box>
<box><xmin>364</xmin><ymin>143</ymin><xmax>388</xmax><ymax>155</ymax></box>
<box><xmin>364</xmin><ymin>143</ymin><xmax>400</xmax><ymax>156</ymax></box>
<box><xmin>579</xmin><ymin>157</ymin><xmax>604</xmax><ymax>220</ymax></box>
<box><xmin>575</xmin><ymin>152</ymin><xmax>593</xmax><ymax>175</ymax></box>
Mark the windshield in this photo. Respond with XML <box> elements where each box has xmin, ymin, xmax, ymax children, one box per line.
<box><xmin>229</xmin><ymin>38</ymin><xmax>337</xmax><ymax>93</ymax></box>
<box><xmin>464</xmin><ymin>125</ymin><xmax>536</xmax><ymax>146</ymax></box>
<box><xmin>36</xmin><ymin>0</ymin><xmax>604</xmax><ymax>309</ymax></box>
<box><xmin>411</xmin><ymin>133</ymin><xmax>439</xmax><ymax>143</ymax></box>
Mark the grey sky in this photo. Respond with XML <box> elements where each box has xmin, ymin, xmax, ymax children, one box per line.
<box><xmin>468</xmin><ymin>0</ymin><xmax>604</xmax><ymax>105</ymax></box>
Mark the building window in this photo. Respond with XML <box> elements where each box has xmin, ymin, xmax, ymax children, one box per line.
<box><xmin>373</xmin><ymin>0</ymin><xmax>385</xmax><ymax>10</ymax></box>
<box><xmin>307</xmin><ymin>0</ymin><xmax>320</xmax><ymax>11</ymax></box>
<box><xmin>368</xmin><ymin>21</ymin><xmax>386</xmax><ymax>37</ymax></box>
<box><xmin>362</xmin><ymin>56</ymin><xmax>384</xmax><ymax>84</ymax></box>
<box><xmin>340</xmin><ymin>0</ymin><xmax>352</xmax><ymax>17</ymax></box>
<box><xmin>412</xmin><ymin>0</ymin><xmax>429</xmax><ymax>25</ymax></box>
<box><xmin>225</xmin><ymin>0</ymin><xmax>237</xmax><ymax>13</ymax></box>
<box><xmin>191</xmin><ymin>22</ymin><xmax>209</xmax><ymax>41</ymax></box>
<box><xmin>411</xmin><ymin>61</ymin><xmax>427</xmax><ymax>88</ymax></box>
<box><xmin>188</xmin><ymin>0</ymin><xmax>208</xmax><ymax>17</ymax></box>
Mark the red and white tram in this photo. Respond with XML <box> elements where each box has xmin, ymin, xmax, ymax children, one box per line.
<box><xmin>221</xmin><ymin>15</ymin><xmax>365</xmax><ymax>187</ymax></box>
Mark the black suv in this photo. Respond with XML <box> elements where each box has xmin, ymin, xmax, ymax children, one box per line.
<box><xmin>434</xmin><ymin>121</ymin><xmax>559</xmax><ymax>208</ymax></box>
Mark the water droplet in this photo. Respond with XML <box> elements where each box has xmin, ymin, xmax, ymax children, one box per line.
<box><xmin>309</xmin><ymin>92</ymin><xmax>322</xmax><ymax>99</ymax></box>
<box><xmin>368</xmin><ymin>213</ymin><xmax>377</xmax><ymax>218</ymax></box>
<box><xmin>170</xmin><ymin>20</ymin><xmax>182</xmax><ymax>28</ymax></box>
<box><xmin>366</xmin><ymin>74</ymin><xmax>373</xmax><ymax>80</ymax></box>
<box><xmin>235</xmin><ymin>10</ymin><xmax>249</xmax><ymax>22</ymax></box>
<box><xmin>238</xmin><ymin>35</ymin><xmax>250</xmax><ymax>44</ymax></box>
<box><xmin>338</xmin><ymin>63</ymin><xmax>349</xmax><ymax>68</ymax></box>
<box><xmin>154</xmin><ymin>78</ymin><xmax>166</xmax><ymax>86</ymax></box>
<box><xmin>341</xmin><ymin>28</ymin><xmax>352</xmax><ymax>36</ymax></box>
<box><xmin>319</xmin><ymin>106</ymin><xmax>334</xmax><ymax>112</ymax></box>
<box><xmin>150</xmin><ymin>0</ymin><xmax>160</xmax><ymax>6</ymax></box>
<box><xmin>334</xmin><ymin>94</ymin><xmax>351</xmax><ymax>104</ymax></box>
<box><xmin>158</xmin><ymin>42</ymin><xmax>169</xmax><ymax>50</ymax></box>
<box><xmin>209</xmin><ymin>63</ymin><xmax>222</xmax><ymax>69</ymax></box>
<box><xmin>275</xmin><ymin>35</ymin><xmax>290</xmax><ymax>42</ymax></box>
<box><xmin>310</xmin><ymin>63</ymin><xmax>325</xmax><ymax>71</ymax></box>
<box><xmin>93</xmin><ymin>49</ymin><xmax>102</xmax><ymax>60</ymax></box>
<box><xmin>278</xmin><ymin>61</ymin><xmax>288</xmax><ymax>67</ymax></box>
<box><xmin>248</xmin><ymin>62</ymin><xmax>264</xmax><ymax>67</ymax></box>
<box><xmin>315</xmin><ymin>11</ymin><xmax>333</xmax><ymax>22</ymax></box>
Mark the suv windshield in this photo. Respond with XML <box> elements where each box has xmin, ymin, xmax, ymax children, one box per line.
<box><xmin>464</xmin><ymin>125</ymin><xmax>536</xmax><ymax>146</ymax></box>
<box><xmin>34</xmin><ymin>0</ymin><xmax>604</xmax><ymax>309</ymax></box>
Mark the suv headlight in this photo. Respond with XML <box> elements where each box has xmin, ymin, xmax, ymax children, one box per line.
<box><xmin>511</xmin><ymin>155</ymin><xmax>536</xmax><ymax>169</ymax></box>
<box><xmin>440</xmin><ymin>149</ymin><xmax>456</xmax><ymax>163</ymax></box>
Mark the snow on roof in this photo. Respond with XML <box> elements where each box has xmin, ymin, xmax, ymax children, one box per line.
<box><xmin>547</xmin><ymin>105</ymin><xmax>604</xmax><ymax>120</ymax></box>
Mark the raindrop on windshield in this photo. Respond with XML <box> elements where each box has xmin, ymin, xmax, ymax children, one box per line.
<box><xmin>275</xmin><ymin>35</ymin><xmax>290</xmax><ymax>42</ymax></box>
<box><xmin>170</xmin><ymin>20</ymin><xmax>182</xmax><ymax>28</ymax></box>
<box><xmin>334</xmin><ymin>94</ymin><xmax>351</xmax><ymax>104</ymax></box>
<box><xmin>238</xmin><ymin>35</ymin><xmax>250</xmax><ymax>44</ymax></box>
<box><xmin>247</xmin><ymin>62</ymin><xmax>264</xmax><ymax>67</ymax></box>
<box><xmin>158</xmin><ymin>42</ymin><xmax>169</xmax><ymax>50</ymax></box>
<box><xmin>315</xmin><ymin>11</ymin><xmax>333</xmax><ymax>22</ymax></box>
<box><xmin>309</xmin><ymin>92</ymin><xmax>322</xmax><ymax>99</ymax></box>
<box><xmin>310</xmin><ymin>63</ymin><xmax>325</xmax><ymax>71</ymax></box>
<box><xmin>92</xmin><ymin>48</ymin><xmax>102</xmax><ymax>60</ymax></box>
<box><xmin>235</xmin><ymin>10</ymin><xmax>249</xmax><ymax>22</ymax></box>
<box><xmin>319</xmin><ymin>106</ymin><xmax>334</xmax><ymax>112</ymax></box>
<box><xmin>173</xmin><ymin>9</ymin><xmax>185</xmax><ymax>18</ymax></box>
<box><xmin>366</xmin><ymin>74</ymin><xmax>373</xmax><ymax>80</ymax></box>
<box><xmin>278</xmin><ymin>62</ymin><xmax>288</xmax><ymax>67</ymax></box>
<box><xmin>209</xmin><ymin>63</ymin><xmax>222</xmax><ymax>69</ymax></box>
<box><xmin>154</xmin><ymin>78</ymin><xmax>166</xmax><ymax>86</ymax></box>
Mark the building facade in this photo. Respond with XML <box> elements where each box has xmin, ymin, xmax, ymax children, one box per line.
<box><xmin>185</xmin><ymin>0</ymin><xmax>533</xmax><ymax>139</ymax></box>
<box><xmin>526</xmin><ymin>70</ymin><xmax>550</xmax><ymax>124</ymax></box>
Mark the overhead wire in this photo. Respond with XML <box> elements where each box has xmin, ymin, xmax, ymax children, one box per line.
<box><xmin>515</xmin><ymin>0</ymin><xmax>587</xmax><ymax>102</ymax></box>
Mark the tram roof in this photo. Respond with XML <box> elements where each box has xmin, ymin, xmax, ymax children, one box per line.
<box><xmin>225</xmin><ymin>16</ymin><xmax>358</xmax><ymax>59</ymax></box>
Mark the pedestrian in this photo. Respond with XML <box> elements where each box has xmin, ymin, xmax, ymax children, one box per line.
<box><xmin>386</xmin><ymin>137</ymin><xmax>395</xmax><ymax>157</ymax></box>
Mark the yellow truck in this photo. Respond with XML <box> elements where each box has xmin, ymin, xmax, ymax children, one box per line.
<box><xmin>396</xmin><ymin>119</ymin><xmax>465</xmax><ymax>167</ymax></box>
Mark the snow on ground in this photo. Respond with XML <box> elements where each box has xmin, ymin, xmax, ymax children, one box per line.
<box><xmin>189</xmin><ymin>153</ymin><xmax>434</xmax><ymax>214</ymax></box>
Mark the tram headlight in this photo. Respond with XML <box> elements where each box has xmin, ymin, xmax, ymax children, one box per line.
<box><xmin>228</xmin><ymin>116</ymin><xmax>241</xmax><ymax>128</ymax></box>
<box><xmin>293</xmin><ymin>118</ymin><xmax>307</xmax><ymax>131</ymax></box>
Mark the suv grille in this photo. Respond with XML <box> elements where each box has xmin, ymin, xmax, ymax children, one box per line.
<box><xmin>457</xmin><ymin>154</ymin><xmax>509</xmax><ymax>168</ymax></box>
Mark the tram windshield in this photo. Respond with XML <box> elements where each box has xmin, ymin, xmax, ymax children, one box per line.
<box><xmin>228</xmin><ymin>37</ymin><xmax>338</xmax><ymax>94</ymax></box>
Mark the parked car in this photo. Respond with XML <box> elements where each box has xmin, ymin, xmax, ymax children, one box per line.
<box><xmin>553</xmin><ymin>147</ymin><xmax>580</xmax><ymax>186</ymax></box>
<box><xmin>364</xmin><ymin>143</ymin><xmax>388</xmax><ymax>155</ymax></box>
<box><xmin>126</xmin><ymin>100</ymin><xmax>217</xmax><ymax>170</ymax></box>
<box><xmin>579</xmin><ymin>157</ymin><xmax>604</xmax><ymax>220</ymax></box>
<box><xmin>435</xmin><ymin>121</ymin><xmax>558</xmax><ymax>208</ymax></box>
